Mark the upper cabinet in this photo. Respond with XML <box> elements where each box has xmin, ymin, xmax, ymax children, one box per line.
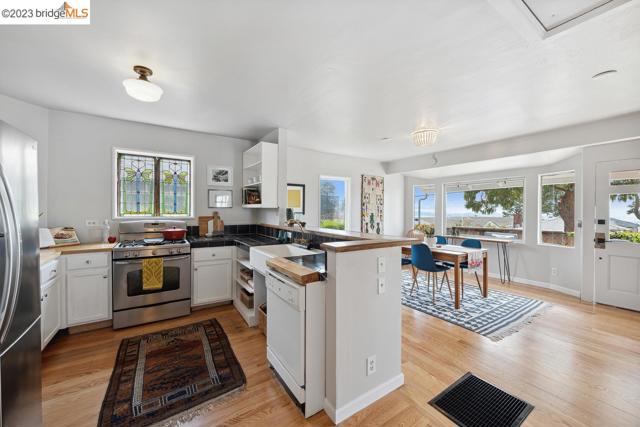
<box><xmin>242</xmin><ymin>142</ymin><xmax>278</xmax><ymax>208</ymax></box>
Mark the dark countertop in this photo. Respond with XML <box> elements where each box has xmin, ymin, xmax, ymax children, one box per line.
<box><xmin>187</xmin><ymin>234</ymin><xmax>280</xmax><ymax>249</ymax></box>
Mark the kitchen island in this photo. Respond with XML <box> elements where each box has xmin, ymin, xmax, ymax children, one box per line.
<box><xmin>259</xmin><ymin>225</ymin><xmax>418</xmax><ymax>424</ymax></box>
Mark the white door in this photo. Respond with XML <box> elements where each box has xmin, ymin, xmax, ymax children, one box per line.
<box><xmin>595</xmin><ymin>159</ymin><xmax>640</xmax><ymax>311</ymax></box>
<box><xmin>192</xmin><ymin>259</ymin><xmax>232</xmax><ymax>306</ymax></box>
<box><xmin>67</xmin><ymin>268</ymin><xmax>111</xmax><ymax>325</ymax></box>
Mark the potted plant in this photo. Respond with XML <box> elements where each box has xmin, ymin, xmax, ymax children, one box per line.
<box><xmin>415</xmin><ymin>223</ymin><xmax>436</xmax><ymax>246</ymax></box>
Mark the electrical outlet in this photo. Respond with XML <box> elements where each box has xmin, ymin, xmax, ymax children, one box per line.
<box><xmin>377</xmin><ymin>277</ymin><xmax>385</xmax><ymax>294</ymax></box>
<box><xmin>85</xmin><ymin>219</ymin><xmax>99</xmax><ymax>228</ymax></box>
<box><xmin>377</xmin><ymin>256</ymin><xmax>386</xmax><ymax>273</ymax></box>
<box><xmin>366</xmin><ymin>355</ymin><xmax>376</xmax><ymax>376</ymax></box>
<box><xmin>551</xmin><ymin>267</ymin><xmax>558</xmax><ymax>277</ymax></box>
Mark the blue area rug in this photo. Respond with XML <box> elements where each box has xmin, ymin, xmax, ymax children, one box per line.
<box><xmin>401</xmin><ymin>270</ymin><xmax>549</xmax><ymax>341</ymax></box>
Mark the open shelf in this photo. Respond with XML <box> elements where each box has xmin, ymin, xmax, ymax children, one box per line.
<box><xmin>236</xmin><ymin>277</ymin><xmax>254</xmax><ymax>294</ymax></box>
<box><xmin>243</xmin><ymin>182</ymin><xmax>262</xmax><ymax>187</ymax></box>
<box><xmin>243</xmin><ymin>160</ymin><xmax>262</xmax><ymax>169</ymax></box>
<box><xmin>234</xmin><ymin>299</ymin><xmax>255</xmax><ymax>326</ymax></box>
<box><xmin>236</xmin><ymin>258</ymin><xmax>253</xmax><ymax>270</ymax></box>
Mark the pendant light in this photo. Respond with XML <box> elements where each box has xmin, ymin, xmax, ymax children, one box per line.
<box><xmin>411</xmin><ymin>128</ymin><xmax>439</xmax><ymax>147</ymax></box>
<box><xmin>122</xmin><ymin>65</ymin><xmax>163</xmax><ymax>102</ymax></box>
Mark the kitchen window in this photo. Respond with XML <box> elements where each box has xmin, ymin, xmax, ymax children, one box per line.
<box><xmin>413</xmin><ymin>184</ymin><xmax>436</xmax><ymax>227</ymax></box>
<box><xmin>113</xmin><ymin>149</ymin><xmax>194</xmax><ymax>218</ymax></box>
<box><xmin>538</xmin><ymin>171</ymin><xmax>576</xmax><ymax>247</ymax></box>
<box><xmin>445</xmin><ymin>177</ymin><xmax>525</xmax><ymax>241</ymax></box>
<box><xmin>319</xmin><ymin>176</ymin><xmax>349</xmax><ymax>230</ymax></box>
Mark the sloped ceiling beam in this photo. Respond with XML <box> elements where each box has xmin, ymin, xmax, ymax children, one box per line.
<box><xmin>382</xmin><ymin>111</ymin><xmax>640</xmax><ymax>175</ymax></box>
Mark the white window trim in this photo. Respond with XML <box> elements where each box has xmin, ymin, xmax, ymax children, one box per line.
<box><xmin>443</xmin><ymin>176</ymin><xmax>526</xmax><ymax>243</ymax></box>
<box><xmin>412</xmin><ymin>184</ymin><xmax>436</xmax><ymax>225</ymax></box>
<box><xmin>112</xmin><ymin>147</ymin><xmax>196</xmax><ymax>220</ymax></box>
<box><xmin>319</xmin><ymin>175</ymin><xmax>351</xmax><ymax>231</ymax></box>
<box><xmin>537</xmin><ymin>170</ymin><xmax>576</xmax><ymax>249</ymax></box>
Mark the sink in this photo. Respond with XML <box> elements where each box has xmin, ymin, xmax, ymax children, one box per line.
<box><xmin>250</xmin><ymin>244</ymin><xmax>320</xmax><ymax>274</ymax></box>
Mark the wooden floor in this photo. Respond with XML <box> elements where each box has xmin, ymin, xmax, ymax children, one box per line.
<box><xmin>42</xmin><ymin>273</ymin><xmax>640</xmax><ymax>426</ymax></box>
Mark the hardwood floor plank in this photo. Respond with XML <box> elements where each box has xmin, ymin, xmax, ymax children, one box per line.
<box><xmin>42</xmin><ymin>274</ymin><xmax>640</xmax><ymax>426</ymax></box>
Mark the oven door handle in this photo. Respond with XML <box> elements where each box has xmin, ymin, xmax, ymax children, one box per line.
<box><xmin>113</xmin><ymin>255</ymin><xmax>191</xmax><ymax>265</ymax></box>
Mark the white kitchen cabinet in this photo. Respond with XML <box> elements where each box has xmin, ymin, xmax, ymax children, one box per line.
<box><xmin>66</xmin><ymin>264</ymin><xmax>111</xmax><ymax>326</ymax></box>
<box><xmin>192</xmin><ymin>258</ymin><xmax>233</xmax><ymax>306</ymax></box>
<box><xmin>41</xmin><ymin>276</ymin><xmax>61</xmax><ymax>349</ymax></box>
<box><xmin>242</xmin><ymin>141</ymin><xmax>278</xmax><ymax>208</ymax></box>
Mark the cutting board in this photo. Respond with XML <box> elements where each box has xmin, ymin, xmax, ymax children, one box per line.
<box><xmin>198</xmin><ymin>212</ymin><xmax>224</xmax><ymax>236</ymax></box>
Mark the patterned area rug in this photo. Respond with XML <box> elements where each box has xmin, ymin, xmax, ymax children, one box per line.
<box><xmin>402</xmin><ymin>270</ymin><xmax>549</xmax><ymax>341</ymax></box>
<box><xmin>98</xmin><ymin>319</ymin><xmax>245</xmax><ymax>427</ymax></box>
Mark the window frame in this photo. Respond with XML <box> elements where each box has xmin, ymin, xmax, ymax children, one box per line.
<box><xmin>112</xmin><ymin>148</ymin><xmax>195</xmax><ymax>220</ymax></box>
<box><xmin>412</xmin><ymin>184</ymin><xmax>436</xmax><ymax>226</ymax></box>
<box><xmin>443</xmin><ymin>176</ymin><xmax>526</xmax><ymax>243</ymax></box>
<box><xmin>318</xmin><ymin>175</ymin><xmax>351</xmax><ymax>231</ymax></box>
<box><xmin>537</xmin><ymin>170</ymin><xmax>576</xmax><ymax>249</ymax></box>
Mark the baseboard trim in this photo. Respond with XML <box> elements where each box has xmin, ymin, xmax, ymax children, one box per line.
<box><xmin>324</xmin><ymin>373</ymin><xmax>404</xmax><ymax>425</ymax></box>
<box><xmin>487</xmin><ymin>272</ymin><xmax>581</xmax><ymax>298</ymax></box>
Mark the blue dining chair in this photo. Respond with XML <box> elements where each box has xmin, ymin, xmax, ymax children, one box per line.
<box><xmin>436</xmin><ymin>235</ymin><xmax>447</xmax><ymax>245</ymax></box>
<box><xmin>402</xmin><ymin>229</ymin><xmax>425</xmax><ymax>266</ymax></box>
<box><xmin>411</xmin><ymin>244</ymin><xmax>453</xmax><ymax>302</ymax></box>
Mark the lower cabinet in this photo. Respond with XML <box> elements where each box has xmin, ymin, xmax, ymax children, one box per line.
<box><xmin>192</xmin><ymin>257</ymin><xmax>233</xmax><ymax>307</ymax></box>
<box><xmin>41</xmin><ymin>276</ymin><xmax>61</xmax><ymax>349</ymax></box>
<box><xmin>66</xmin><ymin>268</ymin><xmax>111</xmax><ymax>326</ymax></box>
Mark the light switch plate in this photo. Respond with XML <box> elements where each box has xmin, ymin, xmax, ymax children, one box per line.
<box><xmin>377</xmin><ymin>256</ymin><xmax>386</xmax><ymax>273</ymax></box>
<box><xmin>377</xmin><ymin>277</ymin><xmax>385</xmax><ymax>294</ymax></box>
<box><xmin>85</xmin><ymin>219</ymin><xmax>99</xmax><ymax>228</ymax></box>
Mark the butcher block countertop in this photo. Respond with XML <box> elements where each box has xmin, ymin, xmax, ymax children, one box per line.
<box><xmin>40</xmin><ymin>249</ymin><xmax>61</xmax><ymax>266</ymax></box>
<box><xmin>55</xmin><ymin>243</ymin><xmax>116</xmax><ymax>255</ymax></box>
<box><xmin>266</xmin><ymin>257</ymin><xmax>322</xmax><ymax>285</ymax></box>
<box><xmin>260</xmin><ymin>223</ymin><xmax>419</xmax><ymax>253</ymax></box>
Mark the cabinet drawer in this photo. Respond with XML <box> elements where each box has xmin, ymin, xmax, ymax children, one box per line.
<box><xmin>66</xmin><ymin>252</ymin><xmax>109</xmax><ymax>270</ymax></box>
<box><xmin>193</xmin><ymin>247</ymin><xmax>233</xmax><ymax>261</ymax></box>
<box><xmin>40</xmin><ymin>260</ymin><xmax>60</xmax><ymax>284</ymax></box>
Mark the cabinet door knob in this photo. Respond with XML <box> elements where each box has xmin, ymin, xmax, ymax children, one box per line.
<box><xmin>194</xmin><ymin>268</ymin><xmax>198</xmax><ymax>271</ymax></box>
<box><xmin>103</xmin><ymin>275</ymin><xmax>108</xmax><ymax>279</ymax></box>
<box><xmin>51</xmin><ymin>270</ymin><xmax>57</xmax><ymax>274</ymax></box>
<box><xmin>40</xmin><ymin>297</ymin><xmax>44</xmax><ymax>302</ymax></box>
<box><xmin>211</xmin><ymin>254</ymin><xmax>216</xmax><ymax>257</ymax></box>
<box><xmin>44</xmin><ymin>293</ymin><xmax>48</xmax><ymax>298</ymax></box>
<box><xmin>86</xmin><ymin>260</ymin><xmax>92</xmax><ymax>264</ymax></box>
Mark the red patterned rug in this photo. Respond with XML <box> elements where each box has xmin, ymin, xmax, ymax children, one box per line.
<box><xmin>98</xmin><ymin>319</ymin><xmax>245</xmax><ymax>427</ymax></box>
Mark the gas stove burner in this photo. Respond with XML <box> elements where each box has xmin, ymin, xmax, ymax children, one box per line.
<box><xmin>117</xmin><ymin>239</ymin><xmax>188</xmax><ymax>249</ymax></box>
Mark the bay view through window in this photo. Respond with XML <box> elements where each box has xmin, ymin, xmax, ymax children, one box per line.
<box><xmin>445</xmin><ymin>177</ymin><xmax>525</xmax><ymax>240</ymax></box>
<box><xmin>413</xmin><ymin>184</ymin><xmax>436</xmax><ymax>227</ymax></box>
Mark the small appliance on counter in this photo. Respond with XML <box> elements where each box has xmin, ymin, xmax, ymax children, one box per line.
<box><xmin>198</xmin><ymin>211</ymin><xmax>225</xmax><ymax>236</ymax></box>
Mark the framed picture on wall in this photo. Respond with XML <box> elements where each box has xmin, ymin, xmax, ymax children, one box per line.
<box><xmin>207</xmin><ymin>166</ymin><xmax>233</xmax><ymax>186</ymax></box>
<box><xmin>287</xmin><ymin>183</ymin><xmax>305</xmax><ymax>214</ymax></box>
<box><xmin>208</xmin><ymin>189</ymin><xmax>233</xmax><ymax>208</ymax></box>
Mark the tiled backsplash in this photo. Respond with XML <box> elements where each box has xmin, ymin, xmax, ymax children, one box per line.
<box><xmin>255</xmin><ymin>224</ymin><xmax>342</xmax><ymax>244</ymax></box>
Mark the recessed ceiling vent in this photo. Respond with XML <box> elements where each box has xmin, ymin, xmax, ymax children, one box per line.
<box><xmin>523</xmin><ymin>0</ymin><xmax>617</xmax><ymax>31</ymax></box>
<box><xmin>489</xmin><ymin>0</ymin><xmax>632</xmax><ymax>38</ymax></box>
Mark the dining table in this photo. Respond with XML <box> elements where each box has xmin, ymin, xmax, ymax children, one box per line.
<box><xmin>402</xmin><ymin>243</ymin><xmax>489</xmax><ymax>309</ymax></box>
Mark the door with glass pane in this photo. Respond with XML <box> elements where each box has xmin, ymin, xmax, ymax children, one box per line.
<box><xmin>594</xmin><ymin>159</ymin><xmax>640</xmax><ymax>311</ymax></box>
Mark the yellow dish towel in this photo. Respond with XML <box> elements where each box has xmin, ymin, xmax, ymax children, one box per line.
<box><xmin>142</xmin><ymin>258</ymin><xmax>164</xmax><ymax>290</ymax></box>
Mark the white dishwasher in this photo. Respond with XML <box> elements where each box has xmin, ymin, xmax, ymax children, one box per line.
<box><xmin>266</xmin><ymin>269</ymin><xmax>325</xmax><ymax>418</ymax></box>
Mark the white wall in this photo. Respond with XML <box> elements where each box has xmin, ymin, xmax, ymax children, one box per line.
<box><xmin>286</xmin><ymin>146</ymin><xmax>404</xmax><ymax>235</ymax></box>
<box><xmin>404</xmin><ymin>154</ymin><xmax>584</xmax><ymax>295</ymax></box>
<box><xmin>0</xmin><ymin>94</ymin><xmax>49</xmax><ymax>226</ymax></box>
<box><xmin>47</xmin><ymin>110</ymin><xmax>254</xmax><ymax>242</ymax></box>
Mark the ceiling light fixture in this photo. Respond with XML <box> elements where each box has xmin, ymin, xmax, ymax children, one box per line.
<box><xmin>592</xmin><ymin>69</ymin><xmax>618</xmax><ymax>79</ymax></box>
<box><xmin>411</xmin><ymin>128</ymin><xmax>439</xmax><ymax>147</ymax></box>
<box><xmin>123</xmin><ymin>65</ymin><xmax>163</xmax><ymax>102</ymax></box>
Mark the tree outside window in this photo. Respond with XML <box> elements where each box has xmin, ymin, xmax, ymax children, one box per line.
<box><xmin>320</xmin><ymin>177</ymin><xmax>348</xmax><ymax>230</ymax></box>
<box><xmin>539</xmin><ymin>172</ymin><xmax>575</xmax><ymax>247</ymax></box>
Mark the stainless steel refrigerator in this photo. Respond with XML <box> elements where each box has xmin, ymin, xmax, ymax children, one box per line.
<box><xmin>0</xmin><ymin>120</ymin><xmax>43</xmax><ymax>427</ymax></box>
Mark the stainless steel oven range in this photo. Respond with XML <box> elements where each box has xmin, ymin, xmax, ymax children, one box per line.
<box><xmin>112</xmin><ymin>220</ymin><xmax>191</xmax><ymax>329</ymax></box>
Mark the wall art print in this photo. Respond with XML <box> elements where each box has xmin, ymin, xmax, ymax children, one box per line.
<box><xmin>361</xmin><ymin>175</ymin><xmax>384</xmax><ymax>234</ymax></box>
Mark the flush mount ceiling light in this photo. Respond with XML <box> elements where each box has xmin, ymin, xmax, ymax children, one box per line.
<box><xmin>411</xmin><ymin>128</ymin><xmax>439</xmax><ymax>147</ymax></box>
<box><xmin>122</xmin><ymin>65</ymin><xmax>163</xmax><ymax>102</ymax></box>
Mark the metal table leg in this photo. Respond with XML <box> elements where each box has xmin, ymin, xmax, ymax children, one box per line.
<box><xmin>496</xmin><ymin>242</ymin><xmax>505</xmax><ymax>283</ymax></box>
<box><xmin>502</xmin><ymin>242</ymin><xmax>511</xmax><ymax>283</ymax></box>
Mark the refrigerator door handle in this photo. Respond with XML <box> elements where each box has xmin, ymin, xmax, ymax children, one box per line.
<box><xmin>0</xmin><ymin>165</ymin><xmax>22</xmax><ymax>345</ymax></box>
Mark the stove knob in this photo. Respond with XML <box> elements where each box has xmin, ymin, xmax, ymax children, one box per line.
<box><xmin>169</xmin><ymin>249</ymin><xmax>176</xmax><ymax>255</ymax></box>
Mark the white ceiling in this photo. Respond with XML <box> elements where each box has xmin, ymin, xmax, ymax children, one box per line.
<box><xmin>0</xmin><ymin>0</ymin><xmax>638</xmax><ymax>161</ymax></box>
